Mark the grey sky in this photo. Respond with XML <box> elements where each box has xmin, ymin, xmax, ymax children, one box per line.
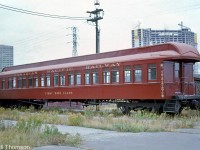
<box><xmin>0</xmin><ymin>0</ymin><xmax>200</xmax><ymax>65</ymax></box>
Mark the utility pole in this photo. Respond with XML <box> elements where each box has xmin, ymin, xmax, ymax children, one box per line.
<box><xmin>66</xmin><ymin>27</ymin><xmax>78</xmax><ymax>57</ymax></box>
<box><xmin>72</xmin><ymin>27</ymin><xmax>78</xmax><ymax>57</ymax></box>
<box><xmin>87</xmin><ymin>0</ymin><xmax>104</xmax><ymax>54</ymax></box>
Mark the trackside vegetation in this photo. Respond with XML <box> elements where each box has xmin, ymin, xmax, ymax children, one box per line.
<box><xmin>0</xmin><ymin>108</ymin><xmax>82</xmax><ymax>148</ymax></box>
<box><xmin>0</xmin><ymin>105</ymin><xmax>200</xmax><ymax>147</ymax></box>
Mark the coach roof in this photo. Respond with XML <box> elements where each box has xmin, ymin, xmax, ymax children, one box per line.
<box><xmin>1</xmin><ymin>42</ymin><xmax>200</xmax><ymax>75</ymax></box>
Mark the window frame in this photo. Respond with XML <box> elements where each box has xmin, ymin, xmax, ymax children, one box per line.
<box><xmin>134</xmin><ymin>65</ymin><xmax>142</xmax><ymax>82</ymax></box>
<box><xmin>8</xmin><ymin>77</ymin><xmax>13</xmax><ymax>89</ymax></box>
<box><xmin>112</xmin><ymin>68</ymin><xmax>119</xmax><ymax>83</ymax></box>
<box><xmin>18</xmin><ymin>76</ymin><xmax>22</xmax><ymax>88</ymax></box>
<box><xmin>148</xmin><ymin>64</ymin><xmax>157</xmax><ymax>81</ymax></box>
<box><xmin>46</xmin><ymin>74</ymin><xmax>51</xmax><ymax>87</ymax></box>
<box><xmin>75</xmin><ymin>72</ymin><xmax>81</xmax><ymax>85</ymax></box>
<box><xmin>124</xmin><ymin>66</ymin><xmax>132</xmax><ymax>83</ymax></box>
<box><xmin>103</xmin><ymin>68</ymin><xmax>110</xmax><ymax>84</ymax></box>
<box><xmin>92</xmin><ymin>69</ymin><xmax>99</xmax><ymax>85</ymax></box>
<box><xmin>54</xmin><ymin>73</ymin><xmax>59</xmax><ymax>87</ymax></box>
<box><xmin>68</xmin><ymin>72</ymin><xmax>74</xmax><ymax>86</ymax></box>
<box><xmin>1</xmin><ymin>79</ymin><xmax>6</xmax><ymax>89</ymax></box>
<box><xmin>33</xmin><ymin>75</ymin><xmax>38</xmax><ymax>88</ymax></box>
<box><xmin>41</xmin><ymin>74</ymin><xmax>45</xmax><ymax>87</ymax></box>
<box><xmin>22</xmin><ymin>77</ymin><xmax>27</xmax><ymax>88</ymax></box>
<box><xmin>28</xmin><ymin>76</ymin><xmax>33</xmax><ymax>88</ymax></box>
<box><xmin>85</xmin><ymin>70</ymin><xmax>91</xmax><ymax>85</ymax></box>
<box><xmin>60</xmin><ymin>72</ymin><xmax>66</xmax><ymax>86</ymax></box>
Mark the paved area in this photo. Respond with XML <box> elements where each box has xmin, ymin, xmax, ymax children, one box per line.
<box><xmin>33</xmin><ymin>123</ymin><xmax>200</xmax><ymax>150</ymax></box>
<box><xmin>3</xmin><ymin>120</ymin><xmax>200</xmax><ymax>150</ymax></box>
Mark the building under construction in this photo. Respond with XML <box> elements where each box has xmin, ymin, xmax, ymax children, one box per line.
<box><xmin>132</xmin><ymin>24</ymin><xmax>198</xmax><ymax>49</ymax></box>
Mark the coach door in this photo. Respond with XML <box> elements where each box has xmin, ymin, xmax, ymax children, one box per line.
<box><xmin>181</xmin><ymin>63</ymin><xmax>194</xmax><ymax>95</ymax></box>
<box><xmin>163</xmin><ymin>61</ymin><xmax>180</xmax><ymax>97</ymax></box>
<box><xmin>163</xmin><ymin>61</ymin><xmax>194</xmax><ymax>97</ymax></box>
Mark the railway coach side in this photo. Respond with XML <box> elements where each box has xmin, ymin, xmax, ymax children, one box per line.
<box><xmin>0</xmin><ymin>42</ymin><xmax>200</xmax><ymax>114</ymax></box>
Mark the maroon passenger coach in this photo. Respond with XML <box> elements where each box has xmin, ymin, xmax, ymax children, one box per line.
<box><xmin>0</xmin><ymin>42</ymin><xmax>200</xmax><ymax>114</ymax></box>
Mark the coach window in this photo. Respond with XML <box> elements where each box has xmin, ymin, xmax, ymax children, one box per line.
<box><xmin>148</xmin><ymin>64</ymin><xmax>157</xmax><ymax>80</ymax></box>
<box><xmin>8</xmin><ymin>77</ymin><xmax>13</xmax><ymax>89</ymax></box>
<box><xmin>41</xmin><ymin>75</ymin><xmax>45</xmax><ymax>87</ymax></box>
<box><xmin>13</xmin><ymin>77</ymin><xmax>16</xmax><ymax>88</ymax></box>
<box><xmin>28</xmin><ymin>76</ymin><xmax>33</xmax><ymax>88</ymax></box>
<box><xmin>2</xmin><ymin>80</ymin><xmax>5</xmax><ymax>89</ymax></box>
<box><xmin>124</xmin><ymin>66</ymin><xmax>132</xmax><ymax>83</ymax></box>
<box><xmin>174</xmin><ymin>62</ymin><xmax>179</xmax><ymax>80</ymax></box>
<box><xmin>103</xmin><ymin>68</ymin><xmax>110</xmax><ymax>84</ymax></box>
<box><xmin>68</xmin><ymin>72</ymin><xmax>74</xmax><ymax>86</ymax></box>
<box><xmin>76</xmin><ymin>72</ymin><xmax>81</xmax><ymax>85</ymax></box>
<box><xmin>60</xmin><ymin>73</ymin><xmax>65</xmax><ymax>86</ymax></box>
<box><xmin>46</xmin><ymin>74</ymin><xmax>51</xmax><ymax>87</ymax></box>
<box><xmin>54</xmin><ymin>73</ymin><xmax>59</xmax><ymax>86</ymax></box>
<box><xmin>85</xmin><ymin>70</ymin><xmax>90</xmax><ymax>85</ymax></box>
<box><xmin>112</xmin><ymin>68</ymin><xmax>119</xmax><ymax>83</ymax></box>
<box><xmin>33</xmin><ymin>76</ymin><xmax>38</xmax><ymax>87</ymax></box>
<box><xmin>134</xmin><ymin>65</ymin><xmax>142</xmax><ymax>82</ymax></box>
<box><xmin>92</xmin><ymin>69</ymin><xmax>99</xmax><ymax>84</ymax></box>
<box><xmin>22</xmin><ymin>77</ymin><xmax>26</xmax><ymax>88</ymax></box>
<box><xmin>18</xmin><ymin>77</ymin><xmax>22</xmax><ymax>88</ymax></box>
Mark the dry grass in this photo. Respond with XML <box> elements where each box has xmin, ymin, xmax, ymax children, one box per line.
<box><xmin>0</xmin><ymin>105</ymin><xmax>200</xmax><ymax>134</ymax></box>
<box><xmin>0</xmin><ymin>109</ymin><xmax>82</xmax><ymax>148</ymax></box>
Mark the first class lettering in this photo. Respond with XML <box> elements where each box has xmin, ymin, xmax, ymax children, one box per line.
<box><xmin>45</xmin><ymin>91</ymin><xmax>73</xmax><ymax>95</ymax></box>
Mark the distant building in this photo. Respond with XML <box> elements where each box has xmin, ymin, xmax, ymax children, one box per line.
<box><xmin>0</xmin><ymin>45</ymin><xmax>13</xmax><ymax>71</ymax></box>
<box><xmin>132</xmin><ymin>28</ymin><xmax>198</xmax><ymax>49</ymax></box>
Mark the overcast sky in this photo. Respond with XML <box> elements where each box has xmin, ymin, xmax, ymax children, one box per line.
<box><xmin>0</xmin><ymin>0</ymin><xmax>200</xmax><ymax>65</ymax></box>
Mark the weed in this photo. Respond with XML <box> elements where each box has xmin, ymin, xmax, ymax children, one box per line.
<box><xmin>16</xmin><ymin>115</ymin><xmax>42</xmax><ymax>132</ymax></box>
<box><xmin>84</xmin><ymin>110</ymin><xmax>95</xmax><ymax>119</ymax></box>
<box><xmin>67</xmin><ymin>113</ymin><xmax>84</xmax><ymax>126</ymax></box>
<box><xmin>0</xmin><ymin>119</ymin><xmax>82</xmax><ymax>148</ymax></box>
<box><xmin>40</xmin><ymin>125</ymin><xmax>82</xmax><ymax>146</ymax></box>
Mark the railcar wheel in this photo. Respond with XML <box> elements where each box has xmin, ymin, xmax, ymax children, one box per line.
<box><xmin>149</xmin><ymin>106</ymin><xmax>163</xmax><ymax>114</ymax></box>
<box><xmin>119</xmin><ymin>106</ymin><xmax>131</xmax><ymax>115</ymax></box>
<box><xmin>190</xmin><ymin>100</ymin><xmax>200</xmax><ymax>110</ymax></box>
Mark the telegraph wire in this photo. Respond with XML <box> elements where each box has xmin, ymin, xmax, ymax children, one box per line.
<box><xmin>0</xmin><ymin>3</ymin><xmax>88</xmax><ymax>20</ymax></box>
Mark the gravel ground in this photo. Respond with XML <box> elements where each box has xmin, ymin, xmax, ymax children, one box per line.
<box><xmin>34</xmin><ymin>122</ymin><xmax>200</xmax><ymax>150</ymax></box>
<box><xmin>2</xmin><ymin>120</ymin><xmax>200</xmax><ymax>150</ymax></box>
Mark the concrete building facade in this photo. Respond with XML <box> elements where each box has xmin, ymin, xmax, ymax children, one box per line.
<box><xmin>0</xmin><ymin>45</ymin><xmax>13</xmax><ymax>71</ymax></box>
<box><xmin>132</xmin><ymin>28</ymin><xmax>198</xmax><ymax>49</ymax></box>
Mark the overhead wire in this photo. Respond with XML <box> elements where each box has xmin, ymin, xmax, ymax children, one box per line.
<box><xmin>0</xmin><ymin>3</ymin><xmax>88</xmax><ymax>20</ymax></box>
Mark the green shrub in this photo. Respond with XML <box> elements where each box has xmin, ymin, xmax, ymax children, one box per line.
<box><xmin>16</xmin><ymin>115</ymin><xmax>42</xmax><ymax>132</ymax></box>
<box><xmin>67</xmin><ymin>113</ymin><xmax>84</xmax><ymax>126</ymax></box>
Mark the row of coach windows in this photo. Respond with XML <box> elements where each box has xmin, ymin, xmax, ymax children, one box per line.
<box><xmin>1</xmin><ymin>64</ymin><xmax>157</xmax><ymax>89</ymax></box>
<box><xmin>124</xmin><ymin>65</ymin><xmax>143</xmax><ymax>83</ymax></box>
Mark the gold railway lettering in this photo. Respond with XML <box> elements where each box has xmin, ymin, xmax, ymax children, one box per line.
<box><xmin>54</xmin><ymin>92</ymin><xmax>61</xmax><ymax>95</ymax></box>
<box><xmin>15</xmin><ymin>72</ymin><xmax>38</xmax><ymax>77</ymax></box>
<box><xmin>104</xmin><ymin>64</ymin><xmax>109</xmax><ymax>67</ymax></box>
<box><xmin>46</xmin><ymin>68</ymin><xmax>73</xmax><ymax>73</ymax></box>
<box><xmin>45</xmin><ymin>92</ymin><xmax>53</xmax><ymax>95</ymax></box>
<box><xmin>86</xmin><ymin>62</ymin><xmax>120</xmax><ymax>70</ymax></box>
<box><xmin>63</xmin><ymin>91</ymin><xmax>73</xmax><ymax>95</ymax></box>
<box><xmin>160</xmin><ymin>69</ymin><xmax>164</xmax><ymax>98</ymax></box>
